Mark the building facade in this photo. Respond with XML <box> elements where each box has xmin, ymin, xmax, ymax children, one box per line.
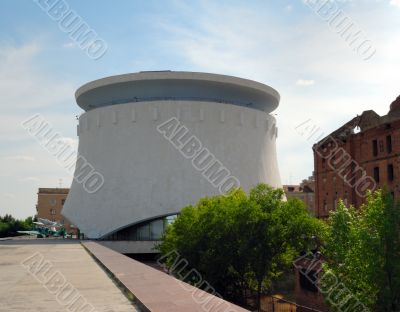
<box><xmin>283</xmin><ymin>175</ymin><xmax>315</xmax><ymax>215</ymax></box>
<box><xmin>314</xmin><ymin>95</ymin><xmax>400</xmax><ymax>218</ymax></box>
<box><xmin>63</xmin><ymin>71</ymin><xmax>282</xmax><ymax>239</ymax></box>
<box><xmin>36</xmin><ymin>188</ymin><xmax>77</xmax><ymax>234</ymax></box>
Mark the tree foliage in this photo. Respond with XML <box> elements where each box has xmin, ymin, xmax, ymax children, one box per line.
<box><xmin>157</xmin><ymin>184</ymin><xmax>324</xmax><ymax>309</ymax></box>
<box><xmin>322</xmin><ymin>190</ymin><xmax>400</xmax><ymax>311</ymax></box>
<box><xmin>0</xmin><ymin>214</ymin><xmax>34</xmax><ymax>238</ymax></box>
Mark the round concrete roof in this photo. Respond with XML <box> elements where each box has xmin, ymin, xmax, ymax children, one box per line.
<box><xmin>76</xmin><ymin>71</ymin><xmax>280</xmax><ymax>113</ymax></box>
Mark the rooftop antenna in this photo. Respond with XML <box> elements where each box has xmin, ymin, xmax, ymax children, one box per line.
<box><xmin>58</xmin><ymin>179</ymin><xmax>62</xmax><ymax>188</ymax></box>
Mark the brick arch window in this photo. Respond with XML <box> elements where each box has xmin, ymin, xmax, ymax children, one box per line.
<box><xmin>388</xmin><ymin>164</ymin><xmax>394</xmax><ymax>182</ymax></box>
<box><xmin>373</xmin><ymin>167</ymin><xmax>380</xmax><ymax>183</ymax></box>
<box><xmin>387</xmin><ymin>135</ymin><xmax>393</xmax><ymax>153</ymax></box>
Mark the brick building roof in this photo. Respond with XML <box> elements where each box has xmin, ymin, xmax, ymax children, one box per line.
<box><xmin>315</xmin><ymin>95</ymin><xmax>400</xmax><ymax>146</ymax></box>
<box><xmin>38</xmin><ymin>188</ymin><xmax>70</xmax><ymax>194</ymax></box>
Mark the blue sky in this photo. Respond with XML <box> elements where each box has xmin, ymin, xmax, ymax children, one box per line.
<box><xmin>1</xmin><ymin>0</ymin><xmax>399</xmax><ymax>218</ymax></box>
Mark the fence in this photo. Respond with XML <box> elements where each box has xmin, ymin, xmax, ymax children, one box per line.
<box><xmin>260</xmin><ymin>295</ymin><xmax>324</xmax><ymax>312</ymax></box>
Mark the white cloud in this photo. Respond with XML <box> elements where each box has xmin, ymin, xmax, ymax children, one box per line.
<box><xmin>20</xmin><ymin>177</ymin><xmax>40</xmax><ymax>183</ymax></box>
<box><xmin>57</xmin><ymin>137</ymin><xmax>78</xmax><ymax>149</ymax></box>
<box><xmin>296</xmin><ymin>79</ymin><xmax>315</xmax><ymax>86</ymax></box>
<box><xmin>390</xmin><ymin>0</ymin><xmax>400</xmax><ymax>7</ymax></box>
<box><xmin>157</xmin><ymin>1</ymin><xmax>400</xmax><ymax>185</ymax></box>
<box><xmin>3</xmin><ymin>193</ymin><xmax>16</xmax><ymax>199</ymax></box>
<box><xmin>0</xmin><ymin>43</ymin><xmax>78</xmax><ymax>219</ymax></box>
<box><xmin>4</xmin><ymin>155</ymin><xmax>35</xmax><ymax>161</ymax></box>
<box><xmin>63</xmin><ymin>42</ymin><xmax>76</xmax><ymax>48</ymax></box>
<box><xmin>0</xmin><ymin>43</ymin><xmax>75</xmax><ymax>113</ymax></box>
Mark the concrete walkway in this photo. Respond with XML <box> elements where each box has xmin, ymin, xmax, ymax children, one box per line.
<box><xmin>0</xmin><ymin>240</ymin><xmax>138</xmax><ymax>312</ymax></box>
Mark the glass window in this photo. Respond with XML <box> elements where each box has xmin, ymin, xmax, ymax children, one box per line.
<box><xmin>150</xmin><ymin>219</ymin><xmax>164</xmax><ymax>240</ymax></box>
<box><xmin>379</xmin><ymin>140</ymin><xmax>384</xmax><ymax>153</ymax></box>
<box><xmin>137</xmin><ymin>224</ymin><xmax>150</xmax><ymax>240</ymax></box>
<box><xmin>387</xmin><ymin>135</ymin><xmax>393</xmax><ymax>153</ymax></box>
<box><xmin>374</xmin><ymin>167</ymin><xmax>380</xmax><ymax>183</ymax></box>
<box><xmin>102</xmin><ymin>214</ymin><xmax>179</xmax><ymax>241</ymax></box>
<box><xmin>300</xmin><ymin>269</ymin><xmax>318</xmax><ymax>293</ymax></box>
<box><xmin>165</xmin><ymin>215</ymin><xmax>177</xmax><ymax>225</ymax></box>
<box><xmin>388</xmin><ymin>164</ymin><xmax>394</xmax><ymax>181</ymax></box>
<box><xmin>373</xmin><ymin>140</ymin><xmax>378</xmax><ymax>157</ymax></box>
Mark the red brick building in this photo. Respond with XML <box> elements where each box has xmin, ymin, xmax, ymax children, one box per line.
<box><xmin>294</xmin><ymin>96</ymin><xmax>400</xmax><ymax>311</ymax></box>
<box><xmin>314</xmin><ymin>96</ymin><xmax>400</xmax><ymax>218</ymax></box>
<box><xmin>294</xmin><ymin>254</ymin><xmax>328</xmax><ymax>312</ymax></box>
<box><xmin>36</xmin><ymin>188</ymin><xmax>77</xmax><ymax>235</ymax></box>
<box><xmin>283</xmin><ymin>175</ymin><xmax>316</xmax><ymax>215</ymax></box>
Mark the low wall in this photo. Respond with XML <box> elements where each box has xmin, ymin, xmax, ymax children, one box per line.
<box><xmin>98</xmin><ymin>240</ymin><xmax>158</xmax><ymax>254</ymax></box>
<box><xmin>82</xmin><ymin>241</ymin><xmax>249</xmax><ymax>312</ymax></box>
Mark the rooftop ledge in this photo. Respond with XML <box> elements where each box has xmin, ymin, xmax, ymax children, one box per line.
<box><xmin>82</xmin><ymin>241</ymin><xmax>249</xmax><ymax>312</ymax></box>
<box><xmin>75</xmin><ymin>71</ymin><xmax>280</xmax><ymax>113</ymax></box>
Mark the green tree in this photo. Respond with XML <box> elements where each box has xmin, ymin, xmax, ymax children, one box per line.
<box><xmin>0</xmin><ymin>214</ymin><xmax>34</xmax><ymax>237</ymax></box>
<box><xmin>322</xmin><ymin>190</ymin><xmax>400</xmax><ymax>311</ymax></box>
<box><xmin>157</xmin><ymin>184</ymin><xmax>324</xmax><ymax>310</ymax></box>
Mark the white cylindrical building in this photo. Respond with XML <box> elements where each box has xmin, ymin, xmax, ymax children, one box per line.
<box><xmin>63</xmin><ymin>71</ymin><xmax>281</xmax><ymax>239</ymax></box>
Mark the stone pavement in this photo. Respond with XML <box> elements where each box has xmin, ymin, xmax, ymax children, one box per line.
<box><xmin>0</xmin><ymin>239</ymin><xmax>138</xmax><ymax>312</ymax></box>
<box><xmin>83</xmin><ymin>241</ymin><xmax>250</xmax><ymax>312</ymax></box>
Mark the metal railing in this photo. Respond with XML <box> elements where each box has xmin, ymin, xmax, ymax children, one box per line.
<box><xmin>95</xmin><ymin>96</ymin><xmax>255</xmax><ymax>109</ymax></box>
<box><xmin>259</xmin><ymin>295</ymin><xmax>324</xmax><ymax>312</ymax></box>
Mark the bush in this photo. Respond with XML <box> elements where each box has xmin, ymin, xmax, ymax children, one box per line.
<box><xmin>157</xmin><ymin>184</ymin><xmax>325</xmax><ymax>309</ymax></box>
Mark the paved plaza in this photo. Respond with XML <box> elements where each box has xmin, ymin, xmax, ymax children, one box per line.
<box><xmin>0</xmin><ymin>240</ymin><xmax>138</xmax><ymax>312</ymax></box>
